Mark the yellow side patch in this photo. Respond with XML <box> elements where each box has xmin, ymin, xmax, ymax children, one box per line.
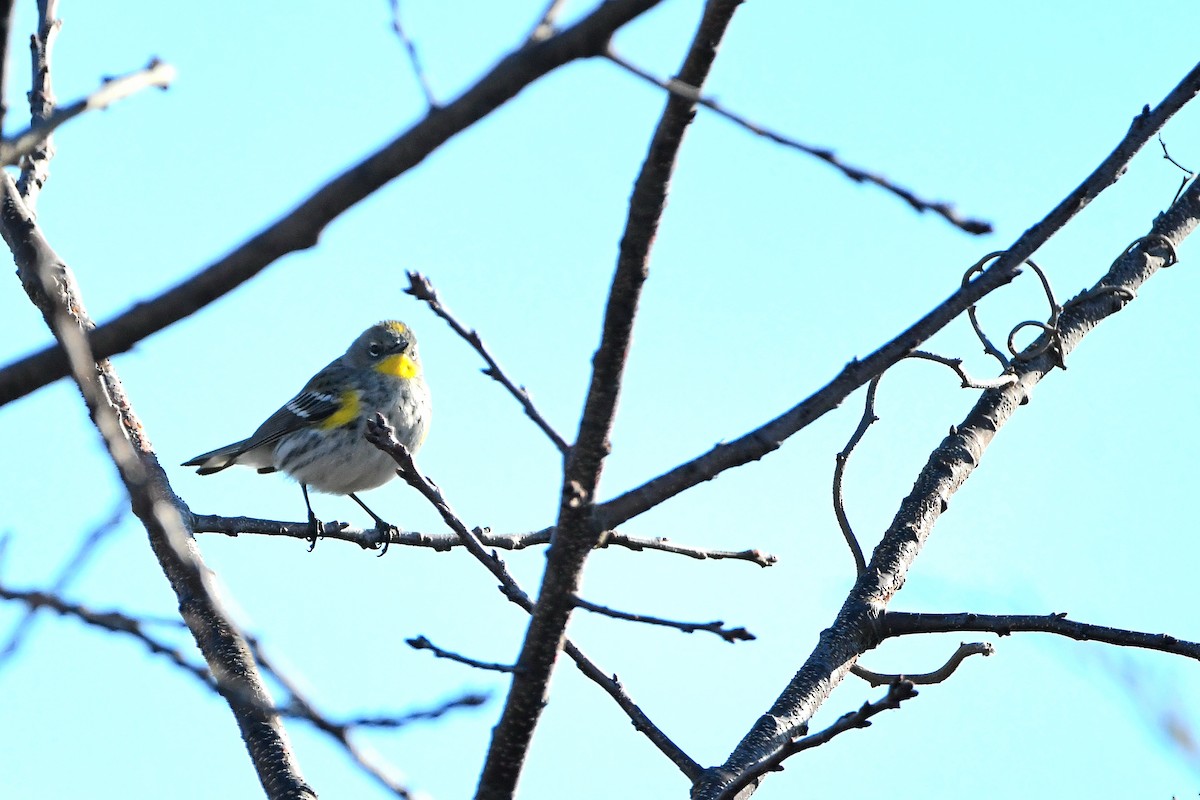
<box><xmin>376</xmin><ymin>353</ymin><xmax>418</xmax><ymax>379</ymax></box>
<box><xmin>318</xmin><ymin>390</ymin><xmax>360</xmax><ymax>429</ymax></box>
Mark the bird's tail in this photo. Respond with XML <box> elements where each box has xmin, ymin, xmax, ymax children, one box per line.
<box><xmin>182</xmin><ymin>440</ymin><xmax>255</xmax><ymax>475</ymax></box>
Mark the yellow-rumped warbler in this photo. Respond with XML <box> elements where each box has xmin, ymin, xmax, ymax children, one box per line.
<box><xmin>183</xmin><ymin>321</ymin><xmax>431</xmax><ymax>537</ymax></box>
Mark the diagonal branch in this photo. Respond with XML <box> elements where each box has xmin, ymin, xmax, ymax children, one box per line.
<box><xmin>0</xmin><ymin>0</ymin><xmax>669</xmax><ymax>409</ymax></box>
<box><xmin>477</xmin><ymin>4</ymin><xmax>742</xmax><ymax>796</ymax></box>
<box><xmin>364</xmin><ymin>416</ymin><xmax>703</xmax><ymax>783</ymax></box>
<box><xmin>1</xmin><ymin>58</ymin><xmax>176</xmax><ymax>167</ymax></box>
<box><xmin>713</xmin><ymin>681</ymin><xmax>918</xmax><ymax>800</ymax></box>
<box><xmin>691</xmin><ymin>162</ymin><xmax>1200</xmax><ymax>799</ymax></box>
<box><xmin>606</xmin><ymin>50</ymin><xmax>993</xmax><ymax>235</ymax></box>
<box><xmin>0</xmin><ymin>501</ymin><xmax>126</xmax><ymax>664</ymax></box>
<box><xmin>0</xmin><ymin>174</ymin><xmax>316</xmax><ymax>800</ymax></box>
<box><xmin>591</xmin><ymin>60</ymin><xmax>1200</xmax><ymax>538</ymax></box>
<box><xmin>405</xmin><ymin>271</ymin><xmax>569</xmax><ymax>454</ymax></box>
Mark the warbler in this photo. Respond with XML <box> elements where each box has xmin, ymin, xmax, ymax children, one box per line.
<box><xmin>183</xmin><ymin>320</ymin><xmax>431</xmax><ymax>541</ymax></box>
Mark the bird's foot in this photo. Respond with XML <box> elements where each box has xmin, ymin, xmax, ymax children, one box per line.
<box><xmin>374</xmin><ymin>521</ymin><xmax>400</xmax><ymax>557</ymax></box>
<box><xmin>306</xmin><ymin>512</ymin><xmax>323</xmax><ymax>552</ymax></box>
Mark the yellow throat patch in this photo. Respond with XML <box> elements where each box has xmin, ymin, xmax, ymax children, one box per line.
<box><xmin>376</xmin><ymin>353</ymin><xmax>418</xmax><ymax>379</ymax></box>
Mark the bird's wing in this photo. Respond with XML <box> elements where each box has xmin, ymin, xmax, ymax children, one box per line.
<box><xmin>242</xmin><ymin>374</ymin><xmax>349</xmax><ymax>449</ymax></box>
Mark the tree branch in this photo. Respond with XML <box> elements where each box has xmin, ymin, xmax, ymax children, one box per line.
<box><xmin>17</xmin><ymin>0</ymin><xmax>59</xmax><ymax>203</ymax></box>
<box><xmin>832</xmin><ymin>376</ymin><xmax>878</xmax><ymax>576</ymax></box>
<box><xmin>1</xmin><ymin>58</ymin><xmax>176</xmax><ymax>167</ymax></box>
<box><xmin>0</xmin><ymin>0</ymin><xmax>669</xmax><ymax>409</ymax></box>
<box><xmin>191</xmin><ymin>511</ymin><xmax>775</xmax><ymax>564</ymax></box>
<box><xmin>0</xmin><ymin>174</ymin><xmax>316</xmax><ymax>800</ymax></box>
<box><xmin>364</xmin><ymin>416</ymin><xmax>703</xmax><ymax>782</ymax></box>
<box><xmin>477</xmin><ymin>4</ymin><xmax>741</xmax><ymax>795</ymax></box>
<box><xmin>591</xmin><ymin>61</ymin><xmax>1200</xmax><ymax>538</ymax></box>
<box><xmin>405</xmin><ymin>271</ymin><xmax>570</xmax><ymax>454</ymax></box>
<box><xmin>406</xmin><ymin>635</ymin><xmax>517</xmax><ymax>673</ymax></box>
<box><xmin>713</xmin><ymin>681</ymin><xmax>919</xmax><ymax>800</ymax></box>
<box><xmin>574</xmin><ymin>596</ymin><xmax>755</xmax><ymax>643</ymax></box>
<box><xmin>606</xmin><ymin>49</ymin><xmax>993</xmax><ymax>235</ymax></box>
<box><xmin>692</xmin><ymin>140</ymin><xmax>1200</xmax><ymax>799</ymax></box>
<box><xmin>852</xmin><ymin>642</ymin><xmax>994</xmax><ymax>687</ymax></box>
<box><xmin>881</xmin><ymin>612</ymin><xmax>1200</xmax><ymax>660</ymax></box>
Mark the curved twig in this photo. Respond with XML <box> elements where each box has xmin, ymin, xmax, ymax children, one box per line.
<box><xmin>851</xmin><ymin>642</ymin><xmax>994</xmax><ymax>687</ymax></box>
<box><xmin>833</xmin><ymin>377</ymin><xmax>880</xmax><ymax>576</ymax></box>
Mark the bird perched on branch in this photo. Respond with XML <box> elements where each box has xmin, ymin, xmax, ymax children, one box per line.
<box><xmin>184</xmin><ymin>320</ymin><xmax>431</xmax><ymax>545</ymax></box>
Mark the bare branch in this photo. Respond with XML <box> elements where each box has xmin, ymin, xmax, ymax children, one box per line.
<box><xmin>905</xmin><ymin>350</ymin><xmax>1017</xmax><ymax>390</ymax></box>
<box><xmin>881</xmin><ymin>612</ymin><xmax>1200</xmax><ymax>660</ymax></box>
<box><xmin>0</xmin><ymin>581</ymin><xmax>213</xmax><ymax>684</ymax></box>
<box><xmin>17</xmin><ymin>0</ymin><xmax>60</xmax><ymax>203</ymax></box>
<box><xmin>606</xmin><ymin>50</ymin><xmax>993</xmax><ymax>236</ymax></box>
<box><xmin>405</xmin><ymin>271</ymin><xmax>570</xmax><ymax>454</ymax></box>
<box><xmin>832</xmin><ymin>377</ymin><xmax>879</xmax><ymax>576</ymax></box>
<box><xmin>0</xmin><ymin>501</ymin><xmax>126</xmax><ymax>664</ymax></box>
<box><xmin>479</xmin><ymin>5</ymin><xmax>741</xmax><ymax>793</ymax></box>
<box><xmin>575</xmin><ymin>596</ymin><xmax>755</xmax><ymax>643</ymax></box>
<box><xmin>713</xmin><ymin>681</ymin><xmax>919</xmax><ymax>800</ymax></box>
<box><xmin>0</xmin><ymin>174</ymin><xmax>316</xmax><ymax>800</ymax></box>
<box><xmin>0</xmin><ymin>0</ymin><xmax>671</xmax><ymax>409</ymax></box>
<box><xmin>338</xmin><ymin>693</ymin><xmax>490</xmax><ymax>729</ymax></box>
<box><xmin>364</xmin><ymin>415</ymin><xmax>703</xmax><ymax>780</ymax></box>
<box><xmin>1</xmin><ymin>58</ymin><xmax>176</xmax><ymax>168</ymax></box>
<box><xmin>852</xmin><ymin>642</ymin><xmax>994</xmax><ymax>687</ymax></box>
<box><xmin>600</xmin><ymin>531</ymin><xmax>777</xmax><ymax>566</ymax></box>
<box><xmin>387</xmin><ymin>0</ymin><xmax>437</xmax><ymax>108</ymax></box>
<box><xmin>595</xmin><ymin>62</ymin><xmax>1200</xmax><ymax>539</ymax></box>
<box><xmin>693</xmin><ymin>133</ymin><xmax>1200</xmax><ymax>800</ymax></box>
<box><xmin>407</xmin><ymin>635</ymin><xmax>517</xmax><ymax>673</ymax></box>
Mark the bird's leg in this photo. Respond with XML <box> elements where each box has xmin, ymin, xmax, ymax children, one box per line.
<box><xmin>301</xmin><ymin>483</ymin><xmax>322</xmax><ymax>551</ymax></box>
<box><xmin>349</xmin><ymin>493</ymin><xmax>397</xmax><ymax>556</ymax></box>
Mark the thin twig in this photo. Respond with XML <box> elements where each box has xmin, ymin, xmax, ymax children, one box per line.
<box><xmin>575</xmin><ymin>596</ymin><xmax>755</xmax><ymax>643</ymax></box>
<box><xmin>405</xmin><ymin>271</ymin><xmax>569</xmax><ymax>454</ymax></box>
<box><xmin>832</xmin><ymin>377</ymin><xmax>879</xmax><ymax>576</ymax></box>
<box><xmin>881</xmin><ymin>612</ymin><xmax>1200</xmax><ymax>660</ymax></box>
<box><xmin>0</xmin><ymin>501</ymin><xmax>127</xmax><ymax>664</ymax></box>
<box><xmin>905</xmin><ymin>351</ymin><xmax>1016</xmax><ymax>390</ymax></box>
<box><xmin>387</xmin><ymin>0</ymin><xmax>437</xmax><ymax>108</ymax></box>
<box><xmin>338</xmin><ymin>693</ymin><xmax>489</xmax><ymax>728</ymax></box>
<box><xmin>364</xmin><ymin>415</ymin><xmax>703</xmax><ymax>781</ymax></box>
<box><xmin>0</xmin><ymin>0</ymin><xmax>670</xmax><ymax>409</ymax></box>
<box><xmin>407</xmin><ymin>635</ymin><xmax>516</xmax><ymax>673</ymax></box>
<box><xmin>851</xmin><ymin>642</ymin><xmax>994</xmax><ymax>687</ymax></box>
<box><xmin>606</xmin><ymin>49</ymin><xmax>993</xmax><ymax>236</ymax></box>
<box><xmin>191</xmin><ymin>512</ymin><xmax>775</xmax><ymax>564</ymax></box>
<box><xmin>0</xmin><ymin>582</ymin><xmax>214</xmax><ymax>683</ymax></box>
<box><xmin>1</xmin><ymin>58</ymin><xmax>176</xmax><ymax>168</ymax></box>
<box><xmin>713</xmin><ymin>681</ymin><xmax>918</xmax><ymax>800</ymax></box>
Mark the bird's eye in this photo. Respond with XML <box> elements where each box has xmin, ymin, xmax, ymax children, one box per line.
<box><xmin>367</xmin><ymin>343</ymin><xmax>383</xmax><ymax>358</ymax></box>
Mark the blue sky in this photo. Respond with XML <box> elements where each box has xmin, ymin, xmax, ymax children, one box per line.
<box><xmin>2</xmin><ymin>1</ymin><xmax>1200</xmax><ymax>798</ymax></box>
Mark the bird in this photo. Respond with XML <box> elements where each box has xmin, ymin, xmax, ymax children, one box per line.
<box><xmin>183</xmin><ymin>320</ymin><xmax>431</xmax><ymax>547</ymax></box>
